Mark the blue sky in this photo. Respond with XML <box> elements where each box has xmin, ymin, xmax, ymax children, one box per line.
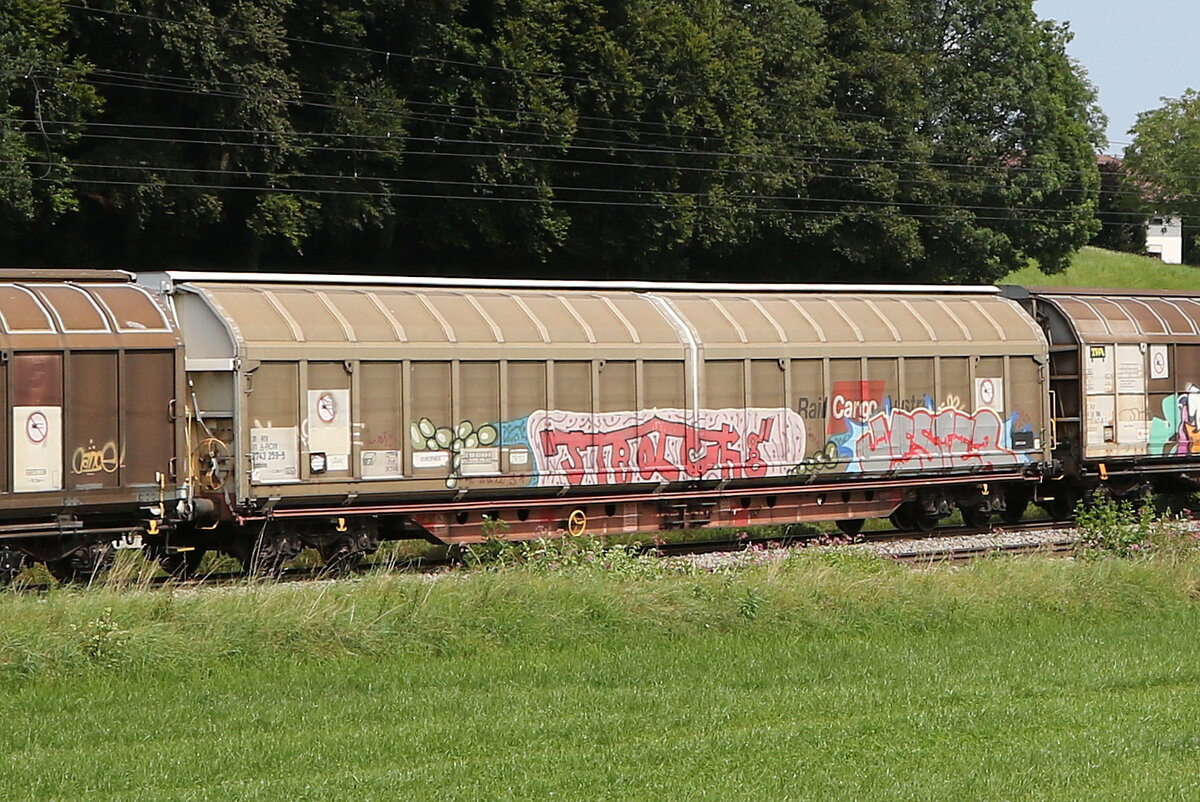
<box><xmin>1035</xmin><ymin>0</ymin><xmax>1199</xmax><ymax>154</ymax></box>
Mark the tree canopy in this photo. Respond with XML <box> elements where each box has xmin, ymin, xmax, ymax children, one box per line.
<box><xmin>0</xmin><ymin>0</ymin><xmax>1104</xmax><ymax>283</ymax></box>
<box><xmin>1124</xmin><ymin>89</ymin><xmax>1200</xmax><ymax>262</ymax></box>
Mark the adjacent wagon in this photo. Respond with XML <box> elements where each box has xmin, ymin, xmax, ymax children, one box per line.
<box><xmin>1008</xmin><ymin>286</ymin><xmax>1200</xmax><ymax>510</ymax></box>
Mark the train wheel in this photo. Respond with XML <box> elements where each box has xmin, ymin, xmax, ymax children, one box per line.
<box><xmin>1046</xmin><ymin>489</ymin><xmax>1077</xmax><ymax>522</ymax></box>
<box><xmin>1001</xmin><ymin>493</ymin><xmax>1030</xmax><ymax>525</ymax></box>
<box><xmin>319</xmin><ymin>543</ymin><xmax>364</xmax><ymax>574</ymax></box>
<box><xmin>961</xmin><ymin>505</ymin><xmax>991</xmax><ymax>530</ymax></box>
<box><xmin>911</xmin><ymin>507</ymin><xmax>939</xmax><ymax>533</ymax></box>
<box><xmin>46</xmin><ymin>544</ymin><xmax>113</xmax><ymax>585</ymax></box>
<box><xmin>243</xmin><ymin>529</ymin><xmax>301</xmax><ymax>577</ymax></box>
<box><xmin>159</xmin><ymin>549</ymin><xmax>206</xmax><ymax>579</ymax></box>
<box><xmin>890</xmin><ymin>502</ymin><xmax>938</xmax><ymax>533</ymax></box>
<box><xmin>889</xmin><ymin>505</ymin><xmax>915</xmax><ymax>531</ymax></box>
<box><xmin>835</xmin><ymin>518</ymin><xmax>865</xmax><ymax>537</ymax></box>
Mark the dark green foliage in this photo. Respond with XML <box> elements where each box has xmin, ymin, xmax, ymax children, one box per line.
<box><xmin>2</xmin><ymin>0</ymin><xmax>1103</xmax><ymax>282</ymax></box>
<box><xmin>0</xmin><ymin>1</ymin><xmax>100</xmax><ymax>227</ymax></box>
<box><xmin>1091</xmin><ymin>158</ymin><xmax>1148</xmax><ymax>253</ymax></box>
<box><xmin>1125</xmin><ymin>90</ymin><xmax>1200</xmax><ymax>265</ymax></box>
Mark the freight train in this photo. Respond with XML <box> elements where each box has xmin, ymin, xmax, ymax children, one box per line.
<box><xmin>0</xmin><ymin>269</ymin><xmax>1192</xmax><ymax>580</ymax></box>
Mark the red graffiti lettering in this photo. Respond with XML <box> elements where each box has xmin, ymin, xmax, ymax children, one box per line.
<box><xmin>528</xmin><ymin>408</ymin><xmax>807</xmax><ymax>487</ymax></box>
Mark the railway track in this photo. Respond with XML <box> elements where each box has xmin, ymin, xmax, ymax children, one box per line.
<box><xmin>14</xmin><ymin>519</ymin><xmax>1081</xmax><ymax>591</ymax></box>
<box><xmin>885</xmin><ymin>537</ymin><xmax>1077</xmax><ymax>566</ymax></box>
<box><xmin>650</xmin><ymin>518</ymin><xmax>1075</xmax><ymax>556</ymax></box>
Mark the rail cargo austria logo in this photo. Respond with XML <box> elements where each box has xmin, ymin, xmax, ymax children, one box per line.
<box><xmin>828</xmin><ymin>381</ymin><xmax>886</xmax><ymax>436</ymax></box>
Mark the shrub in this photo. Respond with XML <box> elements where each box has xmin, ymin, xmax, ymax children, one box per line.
<box><xmin>1075</xmin><ymin>493</ymin><xmax>1191</xmax><ymax>557</ymax></box>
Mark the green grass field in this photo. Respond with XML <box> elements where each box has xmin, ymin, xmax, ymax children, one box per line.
<box><xmin>1004</xmin><ymin>246</ymin><xmax>1200</xmax><ymax>290</ymax></box>
<box><xmin>5</xmin><ymin>552</ymin><xmax>1200</xmax><ymax>800</ymax></box>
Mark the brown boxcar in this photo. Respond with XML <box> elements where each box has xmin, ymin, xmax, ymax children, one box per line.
<box><xmin>152</xmin><ymin>272</ymin><xmax>1050</xmax><ymax>563</ymax></box>
<box><xmin>0</xmin><ymin>270</ymin><xmax>182</xmax><ymax>577</ymax></box>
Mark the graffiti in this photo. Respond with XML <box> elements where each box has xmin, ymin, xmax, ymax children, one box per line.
<box><xmin>526</xmin><ymin>408</ymin><xmax>806</xmax><ymax>487</ymax></box>
<box><xmin>410</xmin><ymin>417</ymin><xmax>499</xmax><ymax>488</ymax></box>
<box><xmin>405</xmin><ymin>391</ymin><xmax>1029</xmax><ymax>489</ymax></box>
<box><xmin>71</xmin><ymin>440</ymin><xmax>121</xmax><ymax>475</ymax></box>
<box><xmin>1149</xmin><ymin>386</ymin><xmax>1200</xmax><ymax>455</ymax></box>
<box><xmin>850</xmin><ymin>406</ymin><xmax>1023</xmax><ymax>473</ymax></box>
<box><xmin>789</xmin><ymin>441</ymin><xmax>840</xmax><ymax>477</ymax></box>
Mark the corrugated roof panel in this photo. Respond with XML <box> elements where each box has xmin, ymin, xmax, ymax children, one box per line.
<box><xmin>1149</xmin><ymin>299</ymin><xmax>1195</xmax><ymax>335</ymax></box>
<box><xmin>1090</xmin><ymin>298</ymin><xmax>1139</xmax><ymax>336</ymax></box>
<box><xmin>328</xmin><ymin>291</ymin><xmax>404</xmax><ymax>342</ymax></box>
<box><xmin>669</xmin><ymin>296</ymin><xmax>741</xmax><ymax>343</ymax></box>
<box><xmin>1055</xmin><ymin>297</ymin><xmax>1107</xmax><ymax>338</ymax></box>
<box><xmin>1122</xmin><ymin>298</ymin><xmax>1169</xmax><ymax>335</ymax></box>
<box><xmin>274</xmin><ymin>290</ymin><xmax>348</xmax><ymax>342</ymax></box>
<box><xmin>719</xmin><ymin>297</ymin><xmax>784</xmax><ymax>342</ymax></box>
<box><xmin>91</xmin><ymin>285</ymin><xmax>172</xmax><ymax>333</ymax></box>
<box><xmin>0</xmin><ymin>285</ymin><xmax>55</xmax><ymax>333</ymax></box>
<box><xmin>521</xmin><ymin>295</ymin><xmax>590</xmax><ymax>343</ymax></box>
<box><xmin>1026</xmin><ymin>291</ymin><xmax>1200</xmax><ymax>344</ymax></box>
<box><xmin>426</xmin><ymin>293</ymin><xmax>495</xmax><ymax>342</ymax></box>
<box><xmin>375</xmin><ymin>293</ymin><xmax>452</xmax><ymax>342</ymax></box>
<box><xmin>756</xmin><ymin>298</ymin><xmax>824</xmax><ymax>342</ymax></box>
<box><xmin>565</xmin><ymin>296</ymin><xmax>636</xmax><ymax>344</ymax></box>
<box><xmin>182</xmin><ymin>281</ymin><xmax>1042</xmax><ymax>357</ymax></box>
<box><xmin>476</xmin><ymin>294</ymin><xmax>545</xmax><ymax>343</ymax></box>
<box><xmin>947</xmin><ymin>298</ymin><xmax>1002</xmax><ymax>341</ymax></box>
<box><xmin>211</xmin><ymin>288</ymin><xmax>295</xmax><ymax>342</ymax></box>
<box><xmin>834</xmin><ymin>299</ymin><xmax>896</xmax><ymax>342</ymax></box>
<box><xmin>34</xmin><ymin>285</ymin><xmax>109</xmax><ymax>333</ymax></box>
<box><xmin>609</xmin><ymin>296</ymin><xmax>678</xmax><ymax>343</ymax></box>
<box><xmin>809</xmin><ymin>299</ymin><xmax>863</xmax><ymax>342</ymax></box>
<box><xmin>1172</xmin><ymin>299</ymin><xmax>1200</xmax><ymax>335</ymax></box>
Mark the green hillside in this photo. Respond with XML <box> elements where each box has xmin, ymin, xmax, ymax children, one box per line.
<box><xmin>1003</xmin><ymin>246</ymin><xmax>1200</xmax><ymax>290</ymax></box>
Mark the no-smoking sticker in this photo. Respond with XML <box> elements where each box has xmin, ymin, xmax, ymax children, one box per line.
<box><xmin>316</xmin><ymin>392</ymin><xmax>337</xmax><ymax>423</ymax></box>
<box><xmin>25</xmin><ymin>411</ymin><xmax>48</xmax><ymax>444</ymax></box>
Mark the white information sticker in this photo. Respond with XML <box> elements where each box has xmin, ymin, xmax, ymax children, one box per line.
<box><xmin>413</xmin><ymin>451</ymin><xmax>450</xmax><ymax>470</ymax></box>
<box><xmin>250</xmin><ymin>426</ymin><xmax>299</xmax><ymax>483</ymax></box>
<box><xmin>13</xmin><ymin>406</ymin><xmax>62</xmax><ymax>492</ymax></box>
<box><xmin>460</xmin><ymin>447</ymin><xmax>501</xmax><ymax>476</ymax></box>
<box><xmin>361</xmin><ymin>450</ymin><xmax>403</xmax><ymax>478</ymax></box>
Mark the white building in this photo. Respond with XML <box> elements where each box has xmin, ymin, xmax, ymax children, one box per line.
<box><xmin>1145</xmin><ymin>215</ymin><xmax>1183</xmax><ymax>264</ymax></box>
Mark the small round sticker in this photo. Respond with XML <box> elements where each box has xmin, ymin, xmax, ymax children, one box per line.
<box><xmin>316</xmin><ymin>392</ymin><xmax>337</xmax><ymax>423</ymax></box>
<box><xmin>25</xmin><ymin>411</ymin><xmax>48</xmax><ymax>444</ymax></box>
<box><xmin>1153</xmin><ymin>352</ymin><xmax>1167</xmax><ymax>376</ymax></box>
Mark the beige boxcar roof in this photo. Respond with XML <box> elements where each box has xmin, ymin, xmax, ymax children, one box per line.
<box><xmin>180</xmin><ymin>279</ymin><xmax>1043</xmax><ymax>359</ymax></box>
<box><xmin>0</xmin><ymin>271</ymin><xmax>175</xmax><ymax>349</ymax></box>
<box><xmin>658</xmin><ymin>292</ymin><xmax>1039</xmax><ymax>349</ymax></box>
<box><xmin>1029</xmin><ymin>289</ymin><xmax>1200</xmax><ymax>344</ymax></box>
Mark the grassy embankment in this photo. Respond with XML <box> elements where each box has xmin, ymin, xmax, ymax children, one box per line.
<box><xmin>1003</xmin><ymin>245</ymin><xmax>1200</xmax><ymax>290</ymax></box>
<box><xmin>5</xmin><ymin>542</ymin><xmax>1200</xmax><ymax>800</ymax></box>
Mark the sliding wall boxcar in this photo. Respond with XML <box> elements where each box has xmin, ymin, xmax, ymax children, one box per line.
<box><xmin>1009</xmin><ymin>287</ymin><xmax>1200</xmax><ymax>481</ymax></box>
<box><xmin>0</xmin><ymin>270</ymin><xmax>180</xmax><ymax>522</ymax></box>
<box><xmin>155</xmin><ymin>273</ymin><xmax>1050</xmax><ymax>531</ymax></box>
